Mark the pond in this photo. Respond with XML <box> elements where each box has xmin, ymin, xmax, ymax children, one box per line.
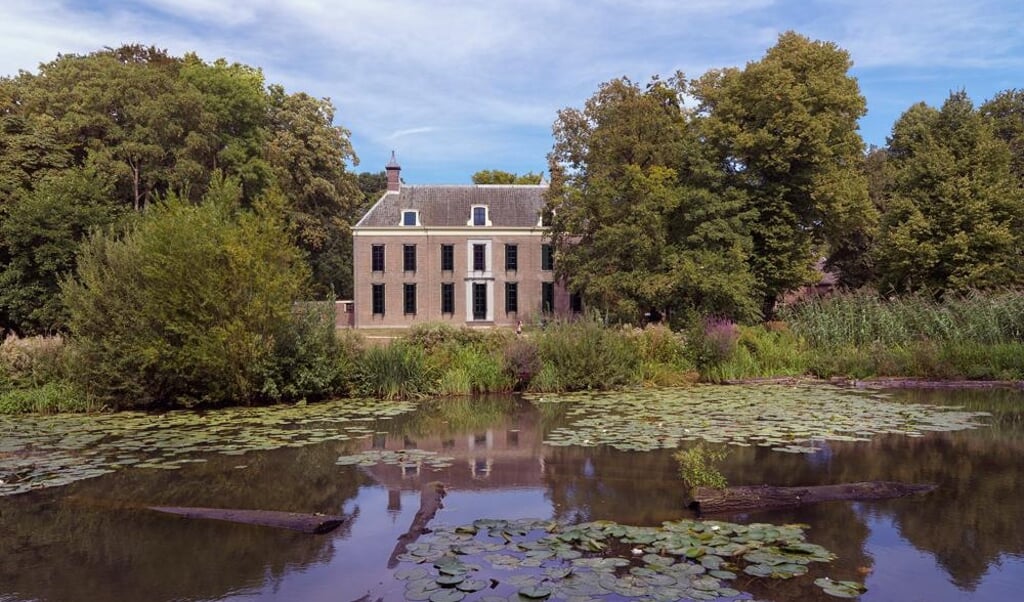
<box><xmin>1</xmin><ymin>385</ymin><xmax>1021</xmax><ymax>602</ymax></box>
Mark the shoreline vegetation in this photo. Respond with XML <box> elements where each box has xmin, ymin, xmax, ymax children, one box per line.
<box><xmin>3</xmin><ymin>289</ymin><xmax>1022</xmax><ymax>415</ymax></box>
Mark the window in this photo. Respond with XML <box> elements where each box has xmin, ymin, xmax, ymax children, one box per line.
<box><xmin>372</xmin><ymin>284</ymin><xmax>385</xmax><ymax>315</ymax></box>
<box><xmin>403</xmin><ymin>244</ymin><xmax>416</xmax><ymax>272</ymax></box>
<box><xmin>472</xmin><ymin>283</ymin><xmax>488</xmax><ymax>320</ymax></box>
<box><xmin>542</xmin><ymin>282</ymin><xmax>554</xmax><ymax>313</ymax></box>
<box><xmin>441</xmin><ymin>244</ymin><xmax>454</xmax><ymax>271</ymax></box>
<box><xmin>505</xmin><ymin>244</ymin><xmax>518</xmax><ymax>271</ymax></box>
<box><xmin>402</xmin><ymin>210</ymin><xmax>417</xmax><ymax>226</ymax></box>
<box><xmin>541</xmin><ymin>244</ymin><xmax>554</xmax><ymax>271</ymax></box>
<box><xmin>403</xmin><ymin>283</ymin><xmax>416</xmax><ymax>315</ymax></box>
<box><xmin>371</xmin><ymin>245</ymin><xmax>385</xmax><ymax>272</ymax></box>
<box><xmin>473</xmin><ymin>244</ymin><xmax>486</xmax><ymax>271</ymax></box>
<box><xmin>472</xmin><ymin>206</ymin><xmax>487</xmax><ymax>226</ymax></box>
<box><xmin>441</xmin><ymin>283</ymin><xmax>455</xmax><ymax>314</ymax></box>
<box><xmin>505</xmin><ymin>282</ymin><xmax>518</xmax><ymax>314</ymax></box>
<box><xmin>570</xmin><ymin>292</ymin><xmax>582</xmax><ymax>313</ymax></box>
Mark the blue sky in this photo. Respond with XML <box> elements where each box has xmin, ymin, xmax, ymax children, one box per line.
<box><xmin>2</xmin><ymin>0</ymin><xmax>1022</xmax><ymax>183</ymax></box>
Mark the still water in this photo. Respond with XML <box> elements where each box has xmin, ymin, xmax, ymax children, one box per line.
<box><xmin>1</xmin><ymin>387</ymin><xmax>1021</xmax><ymax>602</ymax></box>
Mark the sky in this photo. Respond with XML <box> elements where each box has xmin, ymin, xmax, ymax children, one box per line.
<box><xmin>1</xmin><ymin>0</ymin><xmax>1022</xmax><ymax>183</ymax></box>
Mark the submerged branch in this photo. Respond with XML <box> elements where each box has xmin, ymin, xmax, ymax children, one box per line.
<box><xmin>691</xmin><ymin>481</ymin><xmax>936</xmax><ymax>515</ymax></box>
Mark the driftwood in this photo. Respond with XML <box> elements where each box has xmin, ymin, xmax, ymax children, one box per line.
<box><xmin>388</xmin><ymin>481</ymin><xmax>447</xmax><ymax>568</ymax></box>
<box><xmin>690</xmin><ymin>481</ymin><xmax>936</xmax><ymax>515</ymax></box>
<box><xmin>148</xmin><ymin>505</ymin><xmax>350</xmax><ymax>534</ymax></box>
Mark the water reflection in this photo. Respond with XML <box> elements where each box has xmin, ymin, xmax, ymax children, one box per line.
<box><xmin>1</xmin><ymin>388</ymin><xmax>1021</xmax><ymax>602</ymax></box>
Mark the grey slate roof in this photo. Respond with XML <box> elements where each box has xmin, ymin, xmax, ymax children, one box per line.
<box><xmin>356</xmin><ymin>185</ymin><xmax>546</xmax><ymax>228</ymax></box>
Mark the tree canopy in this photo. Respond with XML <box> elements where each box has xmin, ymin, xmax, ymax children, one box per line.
<box><xmin>547</xmin><ymin>32</ymin><xmax>872</xmax><ymax>323</ymax></box>
<box><xmin>0</xmin><ymin>46</ymin><xmax>362</xmax><ymax>333</ymax></box>
<box><xmin>693</xmin><ymin>31</ymin><xmax>874</xmax><ymax>315</ymax></box>
<box><xmin>874</xmin><ymin>91</ymin><xmax>1024</xmax><ymax>293</ymax></box>
<box><xmin>546</xmin><ymin>76</ymin><xmax>758</xmax><ymax>325</ymax></box>
<box><xmin>472</xmin><ymin>170</ymin><xmax>543</xmax><ymax>184</ymax></box>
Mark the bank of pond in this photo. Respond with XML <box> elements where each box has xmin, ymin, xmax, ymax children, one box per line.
<box><xmin>3</xmin><ymin>290</ymin><xmax>1024</xmax><ymax>415</ymax></box>
<box><xmin>1</xmin><ymin>385</ymin><xmax>1021</xmax><ymax>602</ymax></box>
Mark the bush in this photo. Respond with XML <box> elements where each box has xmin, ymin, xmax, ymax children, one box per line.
<box><xmin>534</xmin><ymin>318</ymin><xmax>640</xmax><ymax>390</ymax></box>
<box><xmin>701</xmin><ymin>325</ymin><xmax>809</xmax><ymax>382</ymax></box>
<box><xmin>405</xmin><ymin>322</ymin><xmax>485</xmax><ymax>352</ymax></box>
<box><xmin>61</xmin><ymin>176</ymin><xmax>335</xmax><ymax>409</ymax></box>
<box><xmin>503</xmin><ymin>338</ymin><xmax>542</xmax><ymax>389</ymax></box>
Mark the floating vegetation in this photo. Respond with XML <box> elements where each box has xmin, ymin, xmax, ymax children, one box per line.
<box><xmin>530</xmin><ymin>385</ymin><xmax>989</xmax><ymax>453</ymax></box>
<box><xmin>0</xmin><ymin>398</ymin><xmax>419</xmax><ymax>497</ymax></box>
<box><xmin>336</xmin><ymin>449</ymin><xmax>455</xmax><ymax>469</ymax></box>
<box><xmin>395</xmin><ymin>517</ymin><xmax>862</xmax><ymax>600</ymax></box>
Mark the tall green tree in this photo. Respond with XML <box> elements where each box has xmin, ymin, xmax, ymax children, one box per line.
<box><xmin>693</xmin><ymin>31</ymin><xmax>874</xmax><ymax>314</ymax></box>
<box><xmin>0</xmin><ymin>46</ymin><xmax>362</xmax><ymax>333</ymax></box>
<box><xmin>472</xmin><ymin>169</ymin><xmax>543</xmax><ymax>184</ymax></box>
<box><xmin>981</xmin><ymin>89</ymin><xmax>1024</xmax><ymax>185</ymax></box>
<box><xmin>874</xmin><ymin>91</ymin><xmax>1024</xmax><ymax>293</ymax></box>
<box><xmin>546</xmin><ymin>76</ymin><xmax>758</xmax><ymax>325</ymax></box>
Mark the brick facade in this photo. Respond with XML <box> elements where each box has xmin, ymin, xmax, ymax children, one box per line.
<box><xmin>351</xmin><ymin>159</ymin><xmax>574</xmax><ymax>328</ymax></box>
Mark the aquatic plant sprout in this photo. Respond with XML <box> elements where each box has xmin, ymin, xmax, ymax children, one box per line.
<box><xmin>530</xmin><ymin>385</ymin><xmax>989</xmax><ymax>453</ymax></box>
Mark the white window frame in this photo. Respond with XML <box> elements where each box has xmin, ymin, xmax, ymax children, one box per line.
<box><xmin>468</xmin><ymin>205</ymin><xmax>491</xmax><ymax>227</ymax></box>
<box><xmin>401</xmin><ymin>210</ymin><xmax>420</xmax><ymax>226</ymax></box>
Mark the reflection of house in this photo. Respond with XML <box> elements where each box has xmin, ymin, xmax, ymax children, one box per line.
<box><xmin>351</xmin><ymin>154</ymin><xmax>578</xmax><ymax>328</ymax></box>
<box><xmin>360</xmin><ymin>411</ymin><xmax>547</xmax><ymax>493</ymax></box>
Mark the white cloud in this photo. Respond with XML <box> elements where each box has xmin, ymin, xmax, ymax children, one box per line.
<box><xmin>1</xmin><ymin>0</ymin><xmax>1022</xmax><ymax>181</ymax></box>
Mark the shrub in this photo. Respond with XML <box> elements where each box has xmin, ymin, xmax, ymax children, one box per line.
<box><xmin>61</xmin><ymin>176</ymin><xmax>330</xmax><ymax>409</ymax></box>
<box><xmin>534</xmin><ymin>318</ymin><xmax>640</xmax><ymax>390</ymax></box>
<box><xmin>405</xmin><ymin>322</ymin><xmax>484</xmax><ymax>352</ymax></box>
<box><xmin>503</xmin><ymin>338</ymin><xmax>542</xmax><ymax>389</ymax></box>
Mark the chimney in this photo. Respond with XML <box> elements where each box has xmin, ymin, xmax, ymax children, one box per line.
<box><xmin>386</xmin><ymin>151</ymin><xmax>401</xmax><ymax>193</ymax></box>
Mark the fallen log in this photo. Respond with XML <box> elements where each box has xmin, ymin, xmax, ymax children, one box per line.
<box><xmin>690</xmin><ymin>481</ymin><xmax>936</xmax><ymax>515</ymax></box>
<box><xmin>388</xmin><ymin>481</ymin><xmax>447</xmax><ymax>568</ymax></box>
<box><xmin>148</xmin><ymin>505</ymin><xmax>350</xmax><ymax>534</ymax></box>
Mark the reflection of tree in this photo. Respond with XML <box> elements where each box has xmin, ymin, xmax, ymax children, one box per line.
<box><xmin>711</xmin><ymin>387</ymin><xmax>1024</xmax><ymax>591</ymax></box>
<box><xmin>542</xmin><ymin>446</ymin><xmax>687</xmax><ymax>526</ymax></box>
<box><xmin>0</xmin><ymin>442</ymin><xmax>367</xmax><ymax>602</ymax></box>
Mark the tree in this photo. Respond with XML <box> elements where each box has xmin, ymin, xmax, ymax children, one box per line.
<box><xmin>0</xmin><ymin>46</ymin><xmax>363</xmax><ymax>332</ymax></box>
<box><xmin>471</xmin><ymin>170</ymin><xmax>543</xmax><ymax>184</ymax></box>
<box><xmin>61</xmin><ymin>175</ymin><xmax>342</xmax><ymax>408</ymax></box>
<box><xmin>693</xmin><ymin>32</ymin><xmax>874</xmax><ymax>314</ymax></box>
<box><xmin>981</xmin><ymin>89</ymin><xmax>1024</xmax><ymax>185</ymax></box>
<box><xmin>356</xmin><ymin>170</ymin><xmax>388</xmax><ymax>206</ymax></box>
<box><xmin>874</xmin><ymin>91</ymin><xmax>1024</xmax><ymax>293</ymax></box>
<box><xmin>546</xmin><ymin>76</ymin><xmax>759</xmax><ymax>326</ymax></box>
<box><xmin>265</xmin><ymin>86</ymin><xmax>362</xmax><ymax>299</ymax></box>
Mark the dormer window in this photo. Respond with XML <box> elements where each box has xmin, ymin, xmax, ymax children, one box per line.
<box><xmin>402</xmin><ymin>210</ymin><xmax>419</xmax><ymax>226</ymax></box>
<box><xmin>469</xmin><ymin>205</ymin><xmax>490</xmax><ymax>226</ymax></box>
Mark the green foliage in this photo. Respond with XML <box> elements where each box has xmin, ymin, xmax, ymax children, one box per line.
<box><xmin>0</xmin><ymin>381</ymin><xmax>94</xmax><ymax>415</ymax></box>
<box><xmin>0</xmin><ymin>167</ymin><xmax>124</xmax><ymax>333</ymax></box>
<box><xmin>432</xmin><ymin>345</ymin><xmax>512</xmax><ymax>396</ymax></box>
<box><xmin>875</xmin><ymin>91</ymin><xmax>1024</xmax><ymax>294</ymax></box>
<box><xmin>547</xmin><ymin>76</ymin><xmax>759</xmax><ymax>326</ymax></box>
<box><xmin>405</xmin><ymin>322</ymin><xmax>486</xmax><ymax>352</ymax></box>
<box><xmin>674</xmin><ymin>443</ymin><xmax>729</xmax><ymax>491</ymax></box>
<box><xmin>354</xmin><ymin>341</ymin><xmax>433</xmax><ymax>400</ymax></box>
<box><xmin>0</xmin><ymin>45</ymin><xmax>363</xmax><ymax>335</ymax></box>
<box><xmin>471</xmin><ymin>170</ymin><xmax>543</xmax><ymax>185</ymax></box>
<box><xmin>61</xmin><ymin>176</ymin><xmax>334</xmax><ymax>409</ymax></box>
<box><xmin>700</xmin><ymin>324</ymin><xmax>810</xmax><ymax>383</ymax></box>
<box><xmin>783</xmin><ymin>289</ymin><xmax>1024</xmax><ymax>349</ymax></box>
<box><xmin>694</xmin><ymin>31</ymin><xmax>873</xmax><ymax>314</ymax></box>
<box><xmin>503</xmin><ymin>338</ymin><xmax>543</xmax><ymax>389</ymax></box>
<box><xmin>533</xmin><ymin>317</ymin><xmax>641</xmax><ymax>390</ymax></box>
<box><xmin>981</xmin><ymin>88</ymin><xmax>1024</xmax><ymax>185</ymax></box>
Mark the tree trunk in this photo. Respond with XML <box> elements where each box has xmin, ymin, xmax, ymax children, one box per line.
<box><xmin>690</xmin><ymin>481</ymin><xmax>936</xmax><ymax>515</ymax></box>
<box><xmin>148</xmin><ymin>505</ymin><xmax>350</xmax><ymax>534</ymax></box>
<box><xmin>388</xmin><ymin>481</ymin><xmax>447</xmax><ymax>568</ymax></box>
